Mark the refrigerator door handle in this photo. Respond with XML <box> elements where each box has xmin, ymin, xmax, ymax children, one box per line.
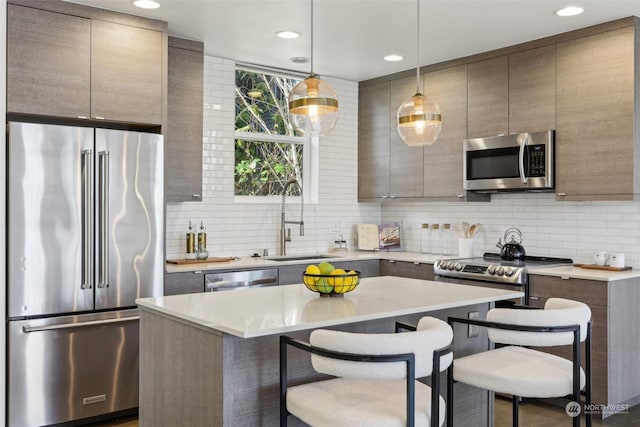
<box><xmin>22</xmin><ymin>315</ymin><xmax>140</xmax><ymax>333</ymax></box>
<box><xmin>82</xmin><ymin>149</ymin><xmax>93</xmax><ymax>290</ymax></box>
<box><xmin>98</xmin><ymin>150</ymin><xmax>110</xmax><ymax>288</ymax></box>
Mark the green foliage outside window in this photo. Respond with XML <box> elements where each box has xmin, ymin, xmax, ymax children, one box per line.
<box><xmin>235</xmin><ymin>69</ymin><xmax>303</xmax><ymax>196</ymax></box>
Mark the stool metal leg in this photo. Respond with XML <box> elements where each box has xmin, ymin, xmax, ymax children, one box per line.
<box><xmin>512</xmin><ymin>395</ymin><xmax>519</xmax><ymax>426</ymax></box>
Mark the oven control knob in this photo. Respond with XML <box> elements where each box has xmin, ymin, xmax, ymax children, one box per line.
<box><xmin>487</xmin><ymin>265</ymin><xmax>497</xmax><ymax>275</ymax></box>
<box><xmin>454</xmin><ymin>262</ymin><xmax>463</xmax><ymax>271</ymax></box>
<box><xmin>504</xmin><ymin>267</ymin><xmax>515</xmax><ymax>277</ymax></box>
<box><xmin>496</xmin><ymin>266</ymin><xmax>505</xmax><ymax>276</ymax></box>
<box><xmin>447</xmin><ymin>262</ymin><xmax>456</xmax><ymax>270</ymax></box>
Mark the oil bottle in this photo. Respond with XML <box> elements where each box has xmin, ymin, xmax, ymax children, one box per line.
<box><xmin>186</xmin><ymin>221</ymin><xmax>196</xmax><ymax>259</ymax></box>
<box><xmin>197</xmin><ymin>221</ymin><xmax>207</xmax><ymax>250</ymax></box>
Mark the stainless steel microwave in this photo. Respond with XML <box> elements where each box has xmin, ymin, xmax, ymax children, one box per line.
<box><xmin>463</xmin><ymin>130</ymin><xmax>555</xmax><ymax>192</ymax></box>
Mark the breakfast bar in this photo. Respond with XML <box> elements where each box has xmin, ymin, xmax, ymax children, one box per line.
<box><xmin>136</xmin><ymin>276</ymin><xmax>523</xmax><ymax>426</ymax></box>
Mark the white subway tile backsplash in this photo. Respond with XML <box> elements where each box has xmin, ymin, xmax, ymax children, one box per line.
<box><xmin>166</xmin><ymin>55</ymin><xmax>640</xmax><ymax>268</ymax></box>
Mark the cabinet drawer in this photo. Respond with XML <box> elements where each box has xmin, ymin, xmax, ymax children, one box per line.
<box><xmin>529</xmin><ymin>275</ymin><xmax>607</xmax><ymax>307</ymax></box>
<box><xmin>164</xmin><ymin>271</ymin><xmax>205</xmax><ymax>295</ymax></box>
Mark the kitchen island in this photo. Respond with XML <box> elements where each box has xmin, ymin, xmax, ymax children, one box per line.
<box><xmin>136</xmin><ymin>276</ymin><xmax>523</xmax><ymax>426</ymax></box>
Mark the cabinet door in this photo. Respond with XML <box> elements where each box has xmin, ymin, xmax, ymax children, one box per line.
<box><xmin>166</xmin><ymin>41</ymin><xmax>204</xmax><ymax>203</ymax></box>
<box><xmin>7</xmin><ymin>4</ymin><xmax>91</xmax><ymax>118</ymax></box>
<box><xmin>380</xmin><ymin>260</ymin><xmax>433</xmax><ymax>281</ymax></box>
<box><xmin>358</xmin><ymin>82</ymin><xmax>390</xmax><ymax>199</ymax></box>
<box><xmin>422</xmin><ymin>65</ymin><xmax>467</xmax><ymax>198</ymax></box>
<box><xmin>508</xmin><ymin>45</ymin><xmax>556</xmax><ymax>133</ymax></box>
<box><xmin>91</xmin><ymin>20</ymin><xmax>163</xmax><ymax>124</ymax></box>
<box><xmin>467</xmin><ymin>56</ymin><xmax>508</xmax><ymax>138</ymax></box>
<box><xmin>389</xmin><ymin>76</ymin><xmax>424</xmax><ymax>198</ymax></box>
<box><xmin>164</xmin><ymin>271</ymin><xmax>205</xmax><ymax>296</ymax></box>
<box><xmin>556</xmin><ymin>26</ymin><xmax>635</xmax><ymax>200</ymax></box>
<box><xmin>528</xmin><ymin>275</ymin><xmax>608</xmax><ymax>404</ymax></box>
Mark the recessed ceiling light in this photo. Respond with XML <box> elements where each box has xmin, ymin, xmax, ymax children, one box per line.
<box><xmin>290</xmin><ymin>57</ymin><xmax>310</xmax><ymax>64</ymax></box>
<box><xmin>384</xmin><ymin>54</ymin><xmax>404</xmax><ymax>62</ymax></box>
<box><xmin>555</xmin><ymin>6</ymin><xmax>584</xmax><ymax>17</ymax></box>
<box><xmin>132</xmin><ymin>0</ymin><xmax>160</xmax><ymax>9</ymax></box>
<box><xmin>276</xmin><ymin>31</ymin><xmax>301</xmax><ymax>39</ymax></box>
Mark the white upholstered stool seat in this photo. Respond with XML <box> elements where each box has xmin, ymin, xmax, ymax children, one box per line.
<box><xmin>447</xmin><ymin>298</ymin><xmax>592</xmax><ymax>427</ymax></box>
<box><xmin>287</xmin><ymin>377</ymin><xmax>446</xmax><ymax>427</ymax></box>
<box><xmin>453</xmin><ymin>345</ymin><xmax>586</xmax><ymax>398</ymax></box>
<box><xmin>280</xmin><ymin>316</ymin><xmax>453</xmax><ymax>427</ymax></box>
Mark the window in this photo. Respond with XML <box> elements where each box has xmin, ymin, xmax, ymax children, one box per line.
<box><xmin>235</xmin><ymin>68</ymin><xmax>313</xmax><ymax>198</ymax></box>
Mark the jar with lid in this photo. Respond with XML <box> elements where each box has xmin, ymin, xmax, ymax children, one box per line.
<box><xmin>442</xmin><ymin>224</ymin><xmax>453</xmax><ymax>255</ymax></box>
<box><xmin>431</xmin><ymin>224</ymin><xmax>441</xmax><ymax>255</ymax></box>
<box><xmin>420</xmin><ymin>224</ymin><xmax>431</xmax><ymax>254</ymax></box>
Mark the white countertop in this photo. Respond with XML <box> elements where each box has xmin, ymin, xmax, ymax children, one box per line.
<box><xmin>165</xmin><ymin>250</ymin><xmax>455</xmax><ymax>273</ymax></box>
<box><xmin>136</xmin><ymin>276</ymin><xmax>523</xmax><ymax>338</ymax></box>
<box><xmin>530</xmin><ymin>265</ymin><xmax>640</xmax><ymax>282</ymax></box>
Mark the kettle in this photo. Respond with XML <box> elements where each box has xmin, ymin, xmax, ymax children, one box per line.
<box><xmin>496</xmin><ymin>227</ymin><xmax>526</xmax><ymax>261</ymax></box>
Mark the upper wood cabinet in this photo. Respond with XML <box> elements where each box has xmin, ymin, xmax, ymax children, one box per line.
<box><xmin>166</xmin><ymin>37</ymin><xmax>204</xmax><ymax>203</ymax></box>
<box><xmin>508</xmin><ymin>45</ymin><xmax>556</xmax><ymax>133</ymax></box>
<box><xmin>422</xmin><ymin>64</ymin><xmax>468</xmax><ymax>199</ymax></box>
<box><xmin>389</xmin><ymin>76</ymin><xmax>424</xmax><ymax>198</ymax></box>
<box><xmin>555</xmin><ymin>25</ymin><xmax>637</xmax><ymax>200</ymax></box>
<box><xmin>358</xmin><ymin>81</ymin><xmax>390</xmax><ymax>199</ymax></box>
<box><xmin>467</xmin><ymin>56</ymin><xmax>509</xmax><ymax>138</ymax></box>
<box><xmin>7</xmin><ymin>4</ymin><xmax>91</xmax><ymax>118</ymax></box>
<box><xmin>91</xmin><ymin>20</ymin><xmax>163</xmax><ymax>124</ymax></box>
<box><xmin>7</xmin><ymin>1</ymin><xmax>166</xmax><ymax>126</ymax></box>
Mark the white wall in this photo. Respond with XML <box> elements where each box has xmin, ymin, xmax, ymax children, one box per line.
<box><xmin>165</xmin><ymin>56</ymin><xmax>379</xmax><ymax>258</ymax></box>
<box><xmin>382</xmin><ymin>193</ymin><xmax>640</xmax><ymax>267</ymax></box>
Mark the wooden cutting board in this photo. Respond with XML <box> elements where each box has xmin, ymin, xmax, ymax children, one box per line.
<box><xmin>573</xmin><ymin>263</ymin><xmax>632</xmax><ymax>271</ymax></box>
<box><xmin>166</xmin><ymin>257</ymin><xmax>236</xmax><ymax>264</ymax></box>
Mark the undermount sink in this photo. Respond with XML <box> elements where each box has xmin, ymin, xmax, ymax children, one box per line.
<box><xmin>264</xmin><ymin>254</ymin><xmax>337</xmax><ymax>262</ymax></box>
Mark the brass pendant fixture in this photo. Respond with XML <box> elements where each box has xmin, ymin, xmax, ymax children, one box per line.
<box><xmin>397</xmin><ymin>0</ymin><xmax>442</xmax><ymax>146</ymax></box>
<box><xmin>288</xmin><ymin>0</ymin><xmax>339</xmax><ymax>136</ymax></box>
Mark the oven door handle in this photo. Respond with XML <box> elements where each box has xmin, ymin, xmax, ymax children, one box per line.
<box><xmin>518</xmin><ymin>134</ymin><xmax>529</xmax><ymax>184</ymax></box>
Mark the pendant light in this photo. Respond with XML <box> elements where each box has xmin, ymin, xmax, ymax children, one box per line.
<box><xmin>397</xmin><ymin>0</ymin><xmax>442</xmax><ymax>146</ymax></box>
<box><xmin>288</xmin><ymin>0</ymin><xmax>339</xmax><ymax>136</ymax></box>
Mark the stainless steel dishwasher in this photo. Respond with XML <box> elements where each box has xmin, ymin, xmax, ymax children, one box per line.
<box><xmin>205</xmin><ymin>269</ymin><xmax>279</xmax><ymax>292</ymax></box>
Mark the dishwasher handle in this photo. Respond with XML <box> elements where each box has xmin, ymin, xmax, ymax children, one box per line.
<box><xmin>205</xmin><ymin>269</ymin><xmax>279</xmax><ymax>291</ymax></box>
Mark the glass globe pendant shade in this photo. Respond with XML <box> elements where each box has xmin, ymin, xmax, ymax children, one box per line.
<box><xmin>288</xmin><ymin>73</ymin><xmax>339</xmax><ymax>136</ymax></box>
<box><xmin>397</xmin><ymin>93</ymin><xmax>442</xmax><ymax>146</ymax></box>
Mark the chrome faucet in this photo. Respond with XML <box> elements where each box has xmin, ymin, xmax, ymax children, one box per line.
<box><xmin>280</xmin><ymin>179</ymin><xmax>304</xmax><ymax>255</ymax></box>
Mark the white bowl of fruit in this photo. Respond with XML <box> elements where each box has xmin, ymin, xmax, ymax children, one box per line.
<box><xmin>302</xmin><ymin>262</ymin><xmax>360</xmax><ymax>297</ymax></box>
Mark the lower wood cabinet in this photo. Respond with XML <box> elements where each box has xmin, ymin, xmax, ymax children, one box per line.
<box><xmin>164</xmin><ymin>271</ymin><xmax>205</xmax><ymax>296</ymax></box>
<box><xmin>380</xmin><ymin>260</ymin><xmax>434</xmax><ymax>281</ymax></box>
<box><xmin>529</xmin><ymin>274</ymin><xmax>640</xmax><ymax>413</ymax></box>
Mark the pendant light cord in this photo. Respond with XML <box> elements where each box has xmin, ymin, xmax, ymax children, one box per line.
<box><xmin>310</xmin><ymin>0</ymin><xmax>314</xmax><ymax>74</ymax></box>
<box><xmin>415</xmin><ymin>0</ymin><xmax>421</xmax><ymax>94</ymax></box>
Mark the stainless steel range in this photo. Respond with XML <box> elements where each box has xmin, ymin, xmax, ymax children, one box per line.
<box><xmin>434</xmin><ymin>252</ymin><xmax>573</xmax><ymax>305</ymax></box>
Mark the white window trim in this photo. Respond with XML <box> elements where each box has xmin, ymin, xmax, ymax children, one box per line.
<box><xmin>233</xmin><ymin>131</ymin><xmax>319</xmax><ymax>204</ymax></box>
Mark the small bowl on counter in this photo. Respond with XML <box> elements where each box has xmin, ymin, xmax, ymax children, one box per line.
<box><xmin>302</xmin><ymin>270</ymin><xmax>361</xmax><ymax>297</ymax></box>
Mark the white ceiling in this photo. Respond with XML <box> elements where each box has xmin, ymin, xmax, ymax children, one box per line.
<box><xmin>69</xmin><ymin>0</ymin><xmax>640</xmax><ymax>82</ymax></box>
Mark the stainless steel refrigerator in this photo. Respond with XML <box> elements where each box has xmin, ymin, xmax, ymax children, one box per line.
<box><xmin>6</xmin><ymin>122</ymin><xmax>164</xmax><ymax>427</ymax></box>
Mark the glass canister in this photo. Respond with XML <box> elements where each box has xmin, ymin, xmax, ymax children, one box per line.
<box><xmin>442</xmin><ymin>224</ymin><xmax>453</xmax><ymax>255</ymax></box>
<box><xmin>431</xmin><ymin>224</ymin><xmax>441</xmax><ymax>255</ymax></box>
<box><xmin>420</xmin><ymin>224</ymin><xmax>431</xmax><ymax>254</ymax></box>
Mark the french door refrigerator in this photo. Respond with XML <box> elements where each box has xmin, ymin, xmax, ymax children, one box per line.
<box><xmin>6</xmin><ymin>122</ymin><xmax>164</xmax><ymax>427</ymax></box>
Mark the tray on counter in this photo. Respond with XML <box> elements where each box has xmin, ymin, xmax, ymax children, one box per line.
<box><xmin>573</xmin><ymin>263</ymin><xmax>632</xmax><ymax>272</ymax></box>
<box><xmin>167</xmin><ymin>257</ymin><xmax>236</xmax><ymax>264</ymax></box>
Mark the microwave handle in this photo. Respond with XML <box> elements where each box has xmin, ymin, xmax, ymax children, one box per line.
<box><xmin>518</xmin><ymin>135</ymin><xmax>528</xmax><ymax>184</ymax></box>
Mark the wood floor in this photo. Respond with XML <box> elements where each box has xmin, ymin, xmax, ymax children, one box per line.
<box><xmin>88</xmin><ymin>397</ymin><xmax>640</xmax><ymax>426</ymax></box>
<box><xmin>494</xmin><ymin>397</ymin><xmax>640</xmax><ymax>427</ymax></box>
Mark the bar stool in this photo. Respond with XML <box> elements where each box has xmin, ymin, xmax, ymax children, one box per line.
<box><xmin>279</xmin><ymin>316</ymin><xmax>453</xmax><ymax>426</ymax></box>
<box><xmin>447</xmin><ymin>298</ymin><xmax>592</xmax><ymax>427</ymax></box>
